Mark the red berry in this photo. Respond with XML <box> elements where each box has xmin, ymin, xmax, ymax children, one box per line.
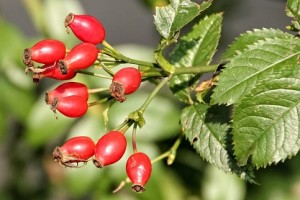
<box><xmin>110</xmin><ymin>67</ymin><xmax>142</xmax><ymax>102</ymax></box>
<box><xmin>93</xmin><ymin>131</ymin><xmax>127</xmax><ymax>168</ymax></box>
<box><xmin>58</xmin><ymin>43</ymin><xmax>98</xmax><ymax>74</ymax></box>
<box><xmin>23</xmin><ymin>39</ymin><xmax>66</xmax><ymax>67</ymax></box>
<box><xmin>49</xmin><ymin>95</ymin><xmax>88</xmax><ymax>118</ymax></box>
<box><xmin>65</xmin><ymin>13</ymin><xmax>106</xmax><ymax>44</ymax></box>
<box><xmin>53</xmin><ymin>136</ymin><xmax>95</xmax><ymax>168</ymax></box>
<box><xmin>126</xmin><ymin>152</ymin><xmax>152</xmax><ymax>193</ymax></box>
<box><xmin>46</xmin><ymin>82</ymin><xmax>88</xmax><ymax>105</ymax></box>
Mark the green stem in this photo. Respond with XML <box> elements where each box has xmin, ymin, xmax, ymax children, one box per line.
<box><xmin>100</xmin><ymin>63</ymin><xmax>115</xmax><ymax>77</ymax></box>
<box><xmin>119</xmin><ymin>120</ymin><xmax>134</xmax><ymax>134</ymax></box>
<box><xmin>132</xmin><ymin>123</ymin><xmax>138</xmax><ymax>153</ymax></box>
<box><xmin>141</xmin><ymin>65</ymin><xmax>218</xmax><ymax>78</ymax></box>
<box><xmin>77</xmin><ymin>70</ymin><xmax>112</xmax><ymax>79</ymax></box>
<box><xmin>102</xmin><ymin>40</ymin><xmax>156</xmax><ymax>68</ymax></box>
<box><xmin>139</xmin><ymin>76</ymin><xmax>171</xmax><ymax>114</ymax></box>
<box><xmin>88</xmin><ymin>88</ymin><xmax>110</xmax><ymax>94</ymax></box>
<box><xmin>151</xmin><ymin>132</ymin><xmax>184</xmax><ymax>165</ymax></box>
<box><xmin>174</xmin><ymin>64</ymin><xmax>218</xmax><ymax>75</ymax></box>
<box><xmin>88</xmin><ymin>97</ymin><xmax>112</xmax><ymax>107</ymax></box>
<box><xmin>154</xmin><ymin>49</ymin><xmax>175</xmax><ymax>74</ymax></box>
<box><xmin>102</xmin><ymin>40</ymin><xmax>120</xmax><ymax>55</ymax></box>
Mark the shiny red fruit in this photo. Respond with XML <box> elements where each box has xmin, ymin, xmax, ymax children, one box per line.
<box><xmin>93</xmin><ymin>131</ymin><xmax>127</xmax><ymax>168</ymax></box>
<box><xmin>53</xmin><ymin>136</ymin><xmax>95</xmax><ymax>168</ymax></box>
<box><xmin>23</xmin><ymin>39</ymin><xmax>66</xmax><ymax>67</ymax></box>
<box><xmin>58</xmin><ymin>43</ymin><xmax>98</xmax><ymax>74</ymax></box>
<box><xmin>65</xmin><ymin>13</ymin><xmax>106</xmax><ymax>44</ymax></box>
<box><xmin>28</xmin><ymin>63</ymin><xmax>77</xmax><ymax>84</ymax></box>
<box><xmin>110</xmin><ymin>67</ymin><xmax>142</xmax><ymax>102</ymax></box>
<box><xmin>46</xmin><ymin>82</ymin><xmax>88</xmax><ymax>105</ymax></box>
<box><xmin>126</xmin><ymin>152</ymin><xmax>152</xmax><ymax>193</ymax></box>
<box><xmin>50</xmin><ymin>95</ymin><xmax>88</xmax><ymax>118</ymax></box>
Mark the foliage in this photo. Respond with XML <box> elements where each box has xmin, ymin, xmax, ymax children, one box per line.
<box><xmin>2</xmin><ymin>0</ymin><xmax>300</xmax><ymax>200</ymax></box>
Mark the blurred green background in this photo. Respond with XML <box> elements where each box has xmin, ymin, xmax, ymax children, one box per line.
<box><xmin>1</xmin><ymin>0</ymin><xmax>300</xmax><ymax>199</ymax></box>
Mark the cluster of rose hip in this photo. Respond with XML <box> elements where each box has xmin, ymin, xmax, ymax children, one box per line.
<box><xmin>23</xmin><ymin>13</ymin><xmax>152</xmax><ymax>193</ymax></box>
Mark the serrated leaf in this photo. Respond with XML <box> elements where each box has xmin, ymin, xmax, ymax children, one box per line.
<box><xmin>182</xmin><ymin>103</ymin><xmax>257</xmax><ymax>182</ymax></box>
<box><xmin>181</xmin><ymin>103</ymin><xmax>231</xmax><ymax>172</ymax></box>
<box><xmin>221</xmin><ymin>28</ymin><xmax>293</xmax><ymax>61</ymax></box>
<box><xmin>169</xmin><ymin>13</ymin><xmax>223</xmax><ymax>103</ymax></box>
<box><xmin>286</xmin><ymin>0</ymin><xmax>300</xmax><ymax>31</ymax></box>
<box><xmin>286</xmin><ymin>0</ymin><xmax>300</xmax><ymax>21</ymax></box>
<box><xmin>233</xmin><ymin>76</ymin><xmax>300</xmax><ymax>168</ymax></box>
<box><xmin>154</xmin><ymin>0</ymin><xmax>212</xmax><ymax>39</ymax></box>
<box><xmin>211</xmin><ymin>37</ymin><xmax>300</xmax><ymax>105</ymax></box>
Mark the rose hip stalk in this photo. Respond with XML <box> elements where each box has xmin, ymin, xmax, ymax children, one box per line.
<box><xmin>53</xmin><ymin>136</ymin><xmax>95</xmax><ymax>168</ymax></box>
<box><xmin>23</xmin><ymin>39</ymin><xmax>66</xmax><ymax>67</ymax></box>
<box><xmin>93</xmin><ymin>131</ymin><xmax>127</xmax><ymax>168</ymax></box>
<box><xmin>58</xmin><ymin>43</ymin><xmax>98</xmax><ymax>74</ymax></box>
<box><xmin>45</xmin><ymin>82</ymin><xmax>89</xmax><ymax>105</ymax></box>
<box><xmin>126</xmin><ymin>152</ymin><xmax>152</xmax><ymax>193</ymax></box>
<box><xmin>65</xmin><ymin>13</ymin><xmax>106</xmax><ymax>44</ymax></box>
<box><xmin>110</xmin><ymin>67</ymin><xmax>142</xmax><ymax>102</ymax></box>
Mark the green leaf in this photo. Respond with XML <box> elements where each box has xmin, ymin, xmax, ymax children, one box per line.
<box><xmin>153</xmin><ymin>0</ymin><xmax>212</xmax><ymax>39</ymax></box>
<box><xmin>221</xmin><ymin>28</ymin><xmax>293</xmax><ymax>61</ymax></box>
<box><xmin>211</xmin><ymin>37</ymin><xmax>300</xmax><ymax>105</ymax></box>
<box><xmin>286</xmin><ymin>0</ymin><xmax>300</xmax><ymax>31</ymax></box>
<box><xmin>182</xmin><ymin>103</ymin><xmax>257</xmax><ymax>182</ymax></box>
<box><xmin>233</xmin><ymin>76</ymin><xmax>300</xmax><ymax>168</ymax></box>
<box><xmin>181</xmin><ymin>103</ymin><xmax>231</xmax><ymax>172</ymax></box>
<box><xmin>169</xmin><ymin>13</ymin><xmax>223</xmax><ymax>103</ymax></box>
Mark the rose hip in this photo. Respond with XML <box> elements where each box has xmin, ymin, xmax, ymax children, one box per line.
<box><xmin>65</xmin><ymin>13</ymin><xmax>106</xmax><ymax>44</ymax></box>
<box><xmin>93</xmin><ymin>131</ymin><xmax>127</xmax><ymax>168</ymax></box>
<box><xmin>110</xmin><ymin>67</ymin><xmax>142</xmax><ymax>102</ymax></box>
<box><xmin>45</xmin><ymin>82</ymin><xmax>89</xmax><ymax>105</ymax></box>
<box><xmin>58</xmin><ymin>43</ymin><xmax>98</xmax><ymax>74</ymax></box>
<box><xmin>23</xmin><ymin>39</ymin><xmax>66</xmax><ymax>67</ymax></box>
<box><xmin>49</xmin><ymin>95</ymin><xmax>88</xmax><ymax>118</ymax></box>
<box><xmin>53</xmin><ymin>136</ymin><xmax>95</xmax><ymax>168</ymax></box>
<box><xmin>126</xmin><ymin>152</ymin><xmax>152</xmax><ymax>193</ymax></box>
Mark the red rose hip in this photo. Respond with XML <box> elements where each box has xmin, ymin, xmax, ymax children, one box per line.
<box><xmin>58</xmin><ymin>43</ymin><xmax>98</xmax><ymax>74</ymax></box>
<box><xmin>110</xmin><ymin>67</ymin><xmax>142</xmax><ymax>102</ymax></box>
<box><xmin>126</xmin><ymin>152</ymin><xmax>152</xmax><ymax>193</ymax></box>
<box><xmin>93</xmin><ymin>131</ymin><xmax>127</xmax><ymax>168</ymax></box>
<box><xmin>53</xmin><ymin>136</ymin><xmax>95</xmax><ymax>167</ymax></box>
<box><xmin>50</xmin><ymin>95</ymin><xmax>88</xmax><ymax>118</ymax></box>
<box><xmin>45</xmin><ymin>82</ymin><xmax>89</xmax><ymax>105</ymax></box>
<box><xmin>23</xmin><ymin>39</ymin><xmax>66</xmax><ymax>67</ymax></box>
<box><xmin>65</xmin><ymin>13</ymin><xmax>106</xmax><ymax>44</ymax></box>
